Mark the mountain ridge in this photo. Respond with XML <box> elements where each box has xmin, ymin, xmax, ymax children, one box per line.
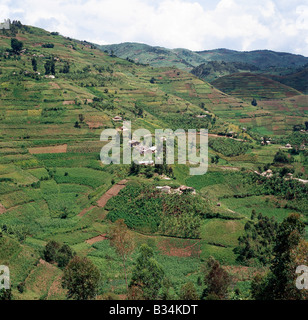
<box><xmin>97</xmin><ymin>42</ymin><xmax>308</xmax><ymax>71</ymax></box>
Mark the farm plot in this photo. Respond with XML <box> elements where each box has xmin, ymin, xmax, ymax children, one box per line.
<box><xmin>28</xmin><ymin>144</ymin><xmax>67</xmax><ymax>154</ymax></box>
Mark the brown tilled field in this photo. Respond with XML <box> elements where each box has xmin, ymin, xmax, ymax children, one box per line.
<box><xmin>28</xmin><ymin>144</ymin><xmax>67</xmax><ymax>154</ymax></box>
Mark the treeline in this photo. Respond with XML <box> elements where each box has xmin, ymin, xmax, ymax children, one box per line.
<box><xmin>248</xmin><ymin>173</ymin><xmax>307</xmax><ymax>202</ymax></box>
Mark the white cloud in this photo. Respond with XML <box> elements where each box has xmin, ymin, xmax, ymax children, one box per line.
<box><xmin>1</xmin><ymin>0</ymin><xmax>307</xmax><ymax>56</ymax></box>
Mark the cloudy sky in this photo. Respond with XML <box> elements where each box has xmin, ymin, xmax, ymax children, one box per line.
<box><xmin>1</xmin><ymin>0</ymin><xmax>308</xmax><ymax>55</ymax></box>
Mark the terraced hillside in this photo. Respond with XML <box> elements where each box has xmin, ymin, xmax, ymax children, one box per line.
<box><xmin>265</xmin><ymin>64</ymin><xmax>308</xmax><ymax>94</ymax></box>
<box><xmin>211</xmin><ymin>72</ymin><xmax>302</xmax><ymax>100</ymax></box>
<box><xmin>0</xmin><ymin>23</ymin><xmax>307</xmax><ymax>301</ymax></box>
<box><xmin>191</xmin><ymin>61</ymin><xmax>259</xmax><ymax>82</ymax></box>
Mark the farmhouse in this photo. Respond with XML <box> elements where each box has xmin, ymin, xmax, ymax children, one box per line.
<box><xmin>128</xmin><ymin>140</ymin><xmax>140</xmax><ymax>147</ymax></box>
<box><xmin>130</xmin><ymin>141</ymin><xmax>156</xmax><ymax>155</ymax></box>
<box><xmin>156</xmin><ymin>186</ymin><xmax>171</xmax><ymax>193</ymax></box>
<box><xmin>285</xmin><ymin>143</ymin><xmax>292</xmax><ymax>149</ymax></box>
<box><xmin>156</xmin><ymin>185</ymin><xmax>196</xmax><ymax>195</ymax></box>
<box><xmin>177</xmin><ymin>185</ymin><xmax>196</xmax><ymax>194</ymax></box>
<box><xmin>261</xmin><ymin>169</ymin><xmax>273</xmax><ymax>178</ymax></box>
<box><xmin>138</xmin><ymin>160</ymin><xmax>154</xmax><ymax>165</ymax></box>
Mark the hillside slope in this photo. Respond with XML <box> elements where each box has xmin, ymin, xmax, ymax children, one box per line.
<box><xmin>264</xmin><ymin>64</ymin><xmax>308</xmax><ymax>94</ymax></box>
<box><xmin>191</xmin><ymin>61</ymin><xmax>259</xmax><ymax>82</ymax></box>
<box><xmin>211</xmin><ymin>72</ymin><xmax>303</xmax><ymax>100</ymax></box>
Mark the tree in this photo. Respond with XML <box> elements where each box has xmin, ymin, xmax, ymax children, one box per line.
<box><xmin>11</xmin><ymin>38</ymin><xmax>23</xmax><ymax>54</ymax></box>
<box><xmin>273</xmin><ymin>150</ymin><xmax>290</xmax><ymax>164</ymax></box>
<box><xmin>234</xmin><ymin>212</ymin><xmax>278</xmax><ymax>265</ymax></box>
<box><xmin>251</xmin><ymin>213</ymin><xmax>308</xmax><ymax>300</ymax></box>
<box><xmin>78</xmin><ymin>114</ymin><xmax>85</xmax><ymax>123</ymax></box>
<box><xmin>180</xmin><ymin>282</ymin><xmax>199</xmax><ymax>300</ymax></box>
<box><xmin>129</xmin><ymin>244</ymin><xmax>164</xmax><ymax>300</ymax></box>
<box><xmin>251</xmin><ymin>98</ymin><xmax>257</xmax><ymax>106</ymax></box>
<box><xmin>57</xmin><ymin>244</ymin><xmax>75</xmax><ymax>268</ymax></box>
<box><xmin>43</xmin><ymin>240</ymin><xmax>61</xmax><ymax>263</ymax></box>
<box><xmin>44</xmin><ymin>59</ymin><xmax>55</xmax><ymax>75</ymax></box>
<box><xmin>202</xmin><ymin>257</ymin><xmax>231</xmax><ymax>300</ymax></box>
<box><xmin>0</xmin><ymin>288</ymin><xmax>12</xmax><ymax>300</ymax></box>
<box><xmin>62</xmin><ymin>62</ymin><xmax>70</xmax><ymax>73</ymax></box>
<box><xmin>62</xmin><ymin>256</ymin><xmax>101</xmax><ymax>300</ymax></box>
<box><xmin>129</xmin><ymin>162</ymin><xmax>140</xmax><ymax>175</ymax></box>
<box><xmin>43</xmin><ymin>240</ymin><xmax>75</xmax><ymax>268</ymax></box>
<box><xmin>109</xmin><ymin>219</ymin><xmax>135</xmax><ymax>291</ymax></box>
<box><xmin>31</xmin><ymin>57</ymin><xmax>37</xmax><ymax>72</ymax></box>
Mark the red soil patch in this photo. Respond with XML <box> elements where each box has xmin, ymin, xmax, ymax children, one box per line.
<box><xmin>97</xmin><ymin>180</ymin><xmax>128</xmax><ymax>208</ymax></box>
<box><xmin>86</xmin><ymin>234</ymin><xmax>107</xmax><ymax>245</ymax></box>
<box><xmin>86</xmin><ymin>121</ymin><xmax>104</xmax><ymax>129</ymax></box>
<box><xmin>62</xmin><ymin>100</ymin><xmax>75</xmax><ymax>105</ymax></box>
<box><xmin>78</xmin><ymin>205</ymin><xmax>96</xmax><ymax>217</ymax></box>
<box><xmin>0</xmin><ymin>203</ymin><xmax>6</xmax><ymax>214</ymax></box>
<box><xmin>239</xmin><ymin>118</ymin><xmax>252</xmax><ymax>123</ymax></box>
<box><xmin>16</xmin><ymin>36</ymin><xmax>27</xmax><ymax>41</ymax></box>
<box><xmin>223</xmin><ymin>265</ymin><xmax>261</xmax><ymax>281</ymax></box>
<box><xmin>78</xmin><ymin>180</ymin><xmax>128</xmax><ymax>220</ymax></box>
<box><xmin>28</xmin><ymin>144</ymin><xmax>67</xmax><ymax>154</ymax></box>
<box><xmin>158</xmin><ymin>239</ymin><xmax>201</xmax><ymax>257</ymax></box>
<box><xmin>47</xmin><ymin>275</ymin><xmax>67</xmax><ymax>300</ymax></box>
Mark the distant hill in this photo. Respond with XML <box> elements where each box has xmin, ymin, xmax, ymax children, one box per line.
<box><xmin>263</xmin><ymin>64</ymin><xmax>308</xmax><ymax>94</ymax></box>
<box><xmin>97</xmin><ymin>42</ymin><xmax>308</xmax><ymax>71</ymax></box>
<box><xmin>211</xmin><ymin>72</ymin><xmax>302</xmax><ymax>100</ymax></box>
<box><xmin>97</xmin><ymin>42</ymin><xmax>198</xmax><ymax>71</ymax></box>
<box><xmin>191</xmin><ymin>61</ymin><xmax>259</xmax><ymax>82</ymax></box>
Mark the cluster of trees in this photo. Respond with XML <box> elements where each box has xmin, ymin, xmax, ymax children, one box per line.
<box><xmin>293</xmin><ymin>122</ymin><xmax>308</xmax><ymax>132</ymax></box>
<box><xmin>234</xmin><ymin>211</ymin><xmax>278</xmax><ymax>265</ymax></box>
<box><xmin>209</xmin><ymin>138</ymin><xmax>250</xmax><ymax>157</ymax></box>
<box><xmin>44</xmin><ymin>59</ymin><xmax>56</xmax><ymax>75</ymax></box>
<box><xmin>211</xmin><ymin>155</ymin><xmax>220</xmax><ymax>164</ymax></box>
<box><xmin>251</xmin><ymin>213</ymin><xmax>308</xmax><ymax>300</ymax></box>
<box><xmin>106</xmin><ymin>183</ymin><xmax>209</xmax><ymax>237</ymax></box>
<box><xmin>43</xmin><ymin>240</ymin><xmax>75</xmax><ymax>268</ymax></box>
<box><xmin>129</xmin><ymin>163</ymin><xmax>174</xmax><ymax>179</ymax></box>
<box><xmin>42</xmin><ymin>43</ymin><xmax>54</xmax><ymax>48</ymax></box>
<box><xmin>273</xmin><ymin>150</ymin><xmax>293</xmax><ymax>164</ymax></box>
<box><xmin>1</xmin><ymin>20</ymin><xmax>28</xmax><ymax>37</ymax></box>
<box><xmin>10</xmin><ymin>38</ymin><xmax>23</xmax><ymax>54</ymax></box>
<box><xmin>62</xmin><ymin>256</ymin><xmax>101</xmax><ymax>300</ymax></box>
<box><xmin>248</xmin><ymin>172</ymin><xmax>307</xmax><ymax>204</ymax></box>
<box><xmin>30</xmin><ymin>56</ymin><xmax>70</xmax><ymax>74</ymax></box>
